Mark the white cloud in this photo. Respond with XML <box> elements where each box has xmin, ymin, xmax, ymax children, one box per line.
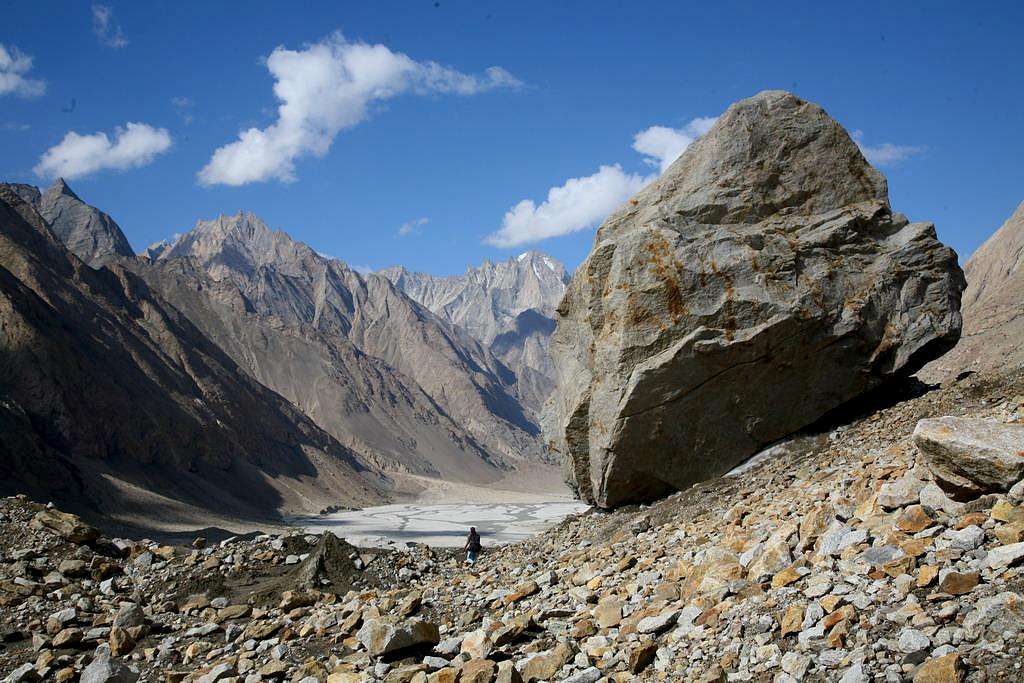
<box><xmin>92</xmin><ymin>5</ymin><xmax>128</xmax><ymax>49</ymax></box>
<box><xmin>398</xmin><ymin>217</ymin><xmax>428</xmax><ymax>237</ymax></box>
<box><xmin>2</xmin><ymin>122</ymin><xmax>31</xmax><ymax>132</ymax></box>
<box><xmin>0</xmin><ymin>44</ymin><xmax>46</xmax><ymax>98</ymax></box>
<box><xmin>851</xmin><ymin>130</ymin><xmax>925</xmax><ymax>166</ymax></box>
<box><xmin>632</xmin><ymin>117</ymin><xmax>717</xmax><ymax>172</ymax></box>
<box><xmin>485</xmin><ymin>165</ymin><xmax>648</xmax><ymax>248</ymax></box>
<box><xmin>198</xmin><ymin>32</ymin><xmax>521</xmax><ymax>187</ymax></box>
<box><xmin>485</xmin><ymin>116</ymin><xmax>716</xmax><ymax>248</ymax></box>
<box><xmin>34</xmin><ymin>122</ymin><xmax>172</xmax><ymax>179</ymax></box>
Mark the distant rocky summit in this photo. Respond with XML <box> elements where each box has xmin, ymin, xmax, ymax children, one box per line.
<box><xmin>921</xmin><ymin>202</ymin><xmax>1024</xmax><ymax>380</ymax></box>
<box><xmin>136</xmin><ymin>211</ymin><xmax>550</xmax><ymax>484</ymax></box>
<box><xmin>13</xmin><ymin>178</ymin><xmax>135</xmax><ymax>267</ymax></box>
<box><xmin>544</xmin><ymin>91</ymin><xmax>966</xmax><ymax>508</ymax></box>
<box><xmin>382</xmin><ymin>251</ymin><xmax>569</xmax><ymax>413</ymax></box>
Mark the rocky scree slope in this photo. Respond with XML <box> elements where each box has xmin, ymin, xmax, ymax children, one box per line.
<box><xmin>381</xmin><ymin>252</ymin><xmax>569</xmax><ymax>414</ymax></box>
<box><xmin>544</xmin><ymin>90</ymin><xmax>966</xmax><ymax>508</ymax></box>
<box><xmin>2</xmin><ymin>369</ymin><xmax>1023</xmax><ymax>682</ymax></box>
<box><xmin>921</xmin><ymin>202</ymin><xmax>1024</xmax><ymax>381</ymax></box>
<box><xmin>0</xmin><ymin>186</ymin><xmax>385</xmax><ymax>528</ymax></box>
<box><xmin>137</xmin><ymin>212</ymin><xmax>549</xmax><ymax>481</ymax></box>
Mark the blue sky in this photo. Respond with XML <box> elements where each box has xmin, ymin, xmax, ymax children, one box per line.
<box><xmin>2</xmin><ymin>1</ymin><xmax>1022</xmax><ymax>275</ymax></box>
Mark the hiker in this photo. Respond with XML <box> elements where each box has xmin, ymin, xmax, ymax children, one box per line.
<box><xmin>464</xmin><ymin>526</ymin><xmax>482</xmax><ymax>565</ymax></box>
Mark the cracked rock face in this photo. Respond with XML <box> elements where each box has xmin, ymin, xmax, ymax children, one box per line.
<box><xmin>542</xmin><ymin>90</ymin><xmax>966</xmax><ymax>508</ymax></box>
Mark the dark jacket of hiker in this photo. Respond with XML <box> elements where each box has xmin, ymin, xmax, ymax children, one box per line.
<box><xmin>465</xmin><ymin>528</ymin><xmax>482</xmax><ymax>552</ymax></box>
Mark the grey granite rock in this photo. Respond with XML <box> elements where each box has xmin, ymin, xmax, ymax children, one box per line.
<box><xmin>914</xmin><ymin>417</ymin><xmax>1024</xmax><ymax>494</ymax></box>
<box><xmin>80</xmin><ymin>655</ymin><xmax>139</xmax><ymax>683</ymax></box>
<box><xmin>543</xmin><ymin>90</ymin><xmax>964</xmax><ymax>507</ymax></box>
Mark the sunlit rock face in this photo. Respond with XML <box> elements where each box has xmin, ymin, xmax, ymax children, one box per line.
<box><xmin>543</xmin><ymin>90</ymin><xmax>965</xmax><ymax>508</ymax></box>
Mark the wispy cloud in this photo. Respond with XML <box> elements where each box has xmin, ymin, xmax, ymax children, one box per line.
<box><xmin>35</xmin><ymin>122</ymin><xmax>172</xmax><ymax>179</ymax></box>
<box><xmin>2</xmin><ymin>122</ymin><xmax>32</xmax><ymax>132</ymax></box>
<box><xmin>92</xmin><ymin>5</ymin><xmax>128</xmax><ymax>49</ymax></box>
<box><xmin>398</xmin><ymin>217</ymin><xmax>428</xmax><ymax>237</ymax></box>
<box><xmin>0</xmin><ymin>44</ymin><xmax>46</xmax><ymax>98</ymax></box>
<box><xmin>198</xmin><ymin>32</ymin><xmax>522</xmax><ymax>187</ymax></box>
<box><xmin>485</xmin><ymin>116</ymin><xmax>716</xmax><ymax>248</ymax></box>
<box><xmin>350</xmin><ymin>264</ymin><xmax>374</xmax><ymax>275</ymax></box>
<box><xmin>852</xmin><ymin>130</ymin><xmax>926</xmax><ymax>166</ymax></box>
<box><xmin>171</xmin><ymin>96</ymin><xmax>195</xmax><ymax>125</ymax></box>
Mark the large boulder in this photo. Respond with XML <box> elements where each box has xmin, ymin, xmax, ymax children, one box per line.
<box><xmin>356</xmin><ymin>618</ymin><xmax>439</xmax><ymax>658</ymax></box>
<box><xmin>31</xmin><ymin>509</ymin><xmax>100</xmax><ymax>545</ymax></box>
<box><xmin>542</xmin><ymin>90</ymin><xmax>965</xmax><ymax>508</ymax></box>
<box><xmin>914</xmin><ymin>417</ymin><xmax>1024</xmax><ymax>495</ymax></box>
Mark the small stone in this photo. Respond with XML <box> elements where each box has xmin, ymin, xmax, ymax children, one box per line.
<box><xmin>945</xmin><ymin>525</ymin><xmax>985</xmax><ymax>551</ymax></box>
<box><xmin>913</xmin><ymin>653</ymin><xmax>965</xmax><ymax>683</ymax></box>
<box><xmin>636</xmin><ymin>609</ymin><xmax>679</xmax><ymax>634</ymax></box>
<box><xmin>561</xmin><ymin>668</ymin><xmax>600</xmax><ymax>683</ymax></box>
<box><xmin>780</xmin><ymin>604</ymin><xmax>803</xmax><ymax>638</ymax></box>
<box><xmin>898</xmin><ymin>628</ymin><xmax>931</xmax><ymax>654</ymax></box>
<box><xmin>984</xmin><ymin>541</ymin><xmax>1024</xmax><ymax>570</ymax></box>
<box><xmin>917</xmin><ymin>565</ymin><xmax>939</xmax><ymax>588</ymax></box>
<box><xmin>494</xmin><ymin>660</ymin><xmax>522</xmax><ymax>683</ymax></box>
<box><xmin>629</xmin><ymin>642</ymin><xmax>657</xmax><ymax>674</ymax></box>
<box><xmin>113</xmin><ymin>603</ymin><xmax>145</xmax><ymax>630</ymax></box>
<box><xmin>992</xmin><ymin>499</ymin><xmax>1024</xmax><ymax>523</ymax></box>
<box><xmin>502</xmin><ymin>580</ymin><xmax>538</xmax><ymax>605</ymax></box>
<box><xmin>461</xmin><ymin>630</ymin><xmax>493</xmax><ymax>660</ymax></box>
<box><xmin>777</xmin><ymin>652</ymin><xmax>807</xmax><ymax>679</ymax></box>
<box><xmin>963</xmin><ymin>591</ymin><xmax>1024</xmax><ymax>640</ymax></box>
<box><xmin>1009</xmin><ymin>478</ymin><xmax>1024</xmax><ymax>505</ymax></box>
<box><xmin>772</xmin><ymin>565</ymin><xmax>803</xmax><ymax>588</ymax></box>
<box><xmin>80</xmin><ymin>655</ymin><xmax>139</xmax><ymax>683</ymax></box>
<box><xmin>51</xmin><ymin>627</ymin><xmax>83</xmax><ymax>648</ymax></box>
<box><xmin>878</xmin><ymin>475</ymin><xmax>924</xmax><ymax>509</ymax></box>
<box><xmin>108</xmin><ymin>627</ymin><xmax>135</xmax><ymax>657</ymax></box>
<box><xmin>897</xmin><ymin>505</ymin><xmax>937</xmax><ymax>533</ymax></box>
<box><xmin>938</xmin><ymin>571</ymin><xmax>979</xmax><ymax>596</ymax></box>
<box><xmin>196</xmin><ymin>663</ymin><xmax>236</xmax><ymax>683</ymax></box>
<box><xmin>459</xmin><ymin>659</ymin><xmax>497</xmax><ymax>683</ymax></box>
<box><xmin>593</xmin><ymin>597</ymin><xmax>623</xmax><ymax>628</ymax></box>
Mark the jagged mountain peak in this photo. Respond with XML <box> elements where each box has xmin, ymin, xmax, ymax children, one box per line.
<box><xmin>160</xmin><ymin>210</ymin><xmax>329</xmax><ymax>279</ymax></box>
<box><xmin>24</xmin><ymin>177</ymin><xmax>136</xmax><ymax>267</ymax></box>
<box><xmin>381</xmin><ymin>251</ymin><xmax>570</xmax><ymax>413</ymax></box>
<box><xmin>46</xmin><ymin>177</ymin><xmax>78</xmax><ymax>199</ymax></box>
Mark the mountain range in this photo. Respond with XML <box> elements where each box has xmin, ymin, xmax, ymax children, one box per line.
<box><xmin>0</xmin><ymin>179</ymin><xmax>568</xmax><ymax>528</ymax></box>
<box><xmin>381</xmin><ymin>251</ymin><xmax>569</xmax><ymax>413</ymax></box>
<box><xmin>0</xmin><ymin>185</ymin><xmax>385</xmax><ymax>530</ymax></box>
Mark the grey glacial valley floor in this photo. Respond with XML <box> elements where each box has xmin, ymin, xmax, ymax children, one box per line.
<box><xmin>292</xmin><ymin>501</ymin><xmax>590</xmax><ymax>547</ymax></box>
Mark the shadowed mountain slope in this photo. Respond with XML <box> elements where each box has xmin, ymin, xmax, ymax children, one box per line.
<box><xmin>0</xmin><ymin>186</ymin><xmax>386</xmax><ymax>528</ymax></box>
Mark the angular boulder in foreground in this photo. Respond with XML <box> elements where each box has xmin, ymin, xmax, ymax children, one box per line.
<box><xmin>914</xmin><ymin>417</ymin><xmax>1024</xmax><ymax>495</ymax></box>
<box><xmin>542</xmin><ymin>90</ymin><xmax>965</xmax><ymax>508</ymax></box>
